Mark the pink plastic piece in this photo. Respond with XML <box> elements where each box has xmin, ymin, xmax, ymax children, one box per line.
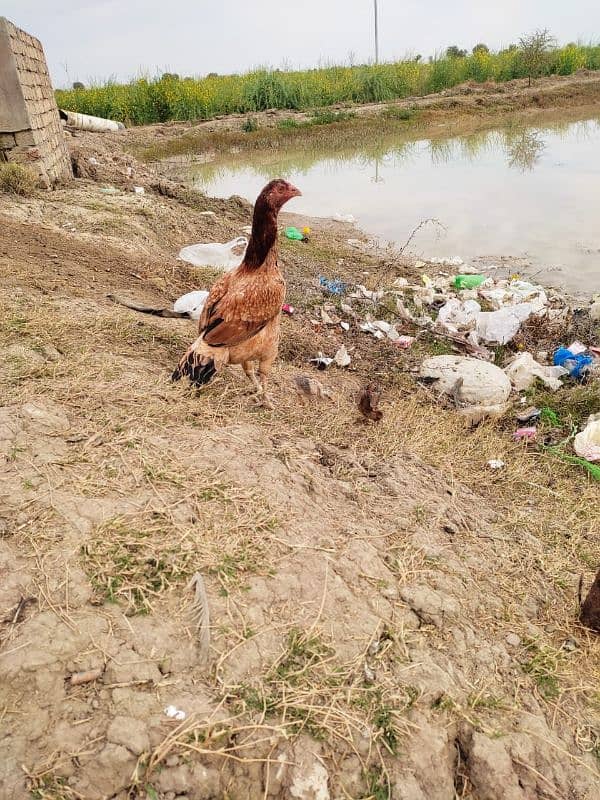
<box><xmin>513</xmin><ymin>426</ymin><xmax>537</xmax><ymax>442</ymax></box>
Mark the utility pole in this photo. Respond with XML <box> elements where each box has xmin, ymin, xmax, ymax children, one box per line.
<box><xmin>373</xmin><ymin>0</ymin><xmax>379</xmax><ymax>64</ymax></box>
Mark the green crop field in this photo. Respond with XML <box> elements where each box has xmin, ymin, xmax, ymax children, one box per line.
<box><xmin>56</xmin><ymin>42</ymin><xmax>600</xmax><ymax>126</ymax></box>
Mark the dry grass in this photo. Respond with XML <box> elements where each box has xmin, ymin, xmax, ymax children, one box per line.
<box><xmin>139</xmin><ymin>624</ymin><xmax>416</xmax><ymax>797</ymax></box>
<box><xmin>0</xmin><ymin>162</ymin><xmax>37</xmax><ymax>196</ymax></box>
<box><xmin>83</xmin><ymin>482</ymin><xmax>276</xmax><ymax>615</ymax></box>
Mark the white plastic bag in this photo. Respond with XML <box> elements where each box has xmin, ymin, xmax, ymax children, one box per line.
<box><xmin>178</xmin><ymin>236</ymin><xmax>248</xmax><ymax>270</ymax></box>
<box><xmin>437</xmin><ymin>299</ymin><xmax>481</xmax><ymax>333</ymax></box>
<box><xmin>574</xmin><ymin>416</ymin><xmax>600</xmax><ymax>462</ymax></box>
<box><xmin>475</xmin><ymin>303</ymin><xmax>535</xmax><ymax>345</ymax></box>
<box><xmin>479</xmin><ymin>280</ymin><xmax>547</xmax><ymax>313</ymax></box>
<box><xmin>504</xmin><ymin>352</ymin><xmax>567</xmax><ymax>391</ymax></box>
<box><xmin>173</xmin><ymin>290</ymin><xmax>209</xmax><ymax>320</ymax></box>
<box><xmin>333</xmin><ymin>212</ymin><xmax>356</xmax><ymax>224</ymax></box>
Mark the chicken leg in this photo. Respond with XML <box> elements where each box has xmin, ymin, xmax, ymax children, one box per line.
<box><xmin>257</xmin><ymin>356</ymin><xmax>276</xmax><ymax>410</ymax></box>
<box><xmin>242</xmin><ymin>361</ymin><xmax>261</xmax><ymax>393</ymax></box>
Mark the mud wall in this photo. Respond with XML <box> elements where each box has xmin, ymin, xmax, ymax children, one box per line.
<box><xmin>0</xmin><ymin>17</ymin><xmax>72</xmax><ymax>186</ymax></box>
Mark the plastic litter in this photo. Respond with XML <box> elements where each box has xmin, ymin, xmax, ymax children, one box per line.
<box><xmin>281</xmin><ymin>303</ymin><xmax>294</xmax><ymax>315</ymax></box>
<box><xmin>178</xmin><ymin>236</ymin><xmax>248</xmax><ymax>270</ymax></box>
<box><xmin>320</xmin><ymin>307</ymin><xmax>339</xmax><ymax>325</ymax></box>
<box><xmin>310</xmin><ymin>353</ymin><xmax>333</xmax><ymax>370</ymax></box>
<box><xmin>574</xmin><ymin>416</ymin><xmax>600</xmax><ymax>462</ymax></box>
<box><xmin>319</xmin><ymin>276</ymin><xmax>347</xmax><ymax>295</ymax></box>
<box><xmin>437</xmin><ymin>299</ymin><xmax>481</xmax><ymax>333</ymax></box>
<box><xmin>360</xmin><ymin>322</ymin><xmax>385</xmax><ymax>340</ymax></box>
<box><xmin>285</xmin><ymin>226</ymin><xmax>304</xmax><ymax>240</ymax></box>
<box><xmin>428</xmin><ymin>256</ymin><xmax>464</xmax><ymax>267</ymax></box>
<box><xmin>351</xmin><ymin>285</ymin><xmax>385</xmax><ymax>302</ymax></box>
<box><xmin>394</xmin><ymin>335</ymin><xmax>415</xmax><ymax>349</ymax></box>
<box><xmin>164</xmin><ymin>705</ymin><xmax>186</xmax><ymax>721</ymax></box>
<box><xmin>476</xmin><ymin>303</ymin><xmax>535</xmax><ymax>345</ymax></box>
<box><xmin>340</xmin><ymin>321</ymin><xmax>350</xmax><ymax>331</ymax></box>
<box><xmin>479</xmin><ymin>280</ymin><xmax>547</xmax><ymax>313</ymax></box>
<box><xmin>173</xmin><ymin>290</ymin><xmax>209</xmax><ymax>320</ymax></box>
<box><xmin>513</xmin><ymin>427</ymin><xmax>537</xmax><ymax>441</ymax></box>
<box><xmin>133</xmin><ymin>186</ymin><xmax>145</xmax><ymax>195</ymax></box>
<box><xmin>515</xmin><ymin>406</ymin><xmax>541</xmax><ymax>424</ymax></box>
<box><xmin>333</xmin><ymin>213</ymin><xmax>356</xmax><ymax>224</ymax></box>
<box><xmin>553</xmin><ymin>347</ymin><xmax>594</xmax><ymax>379</ymax></box>
<box><xmin>334</xmin><ymin>344</ymin><xmax>351</xmax><ymax>367</ymax></box>
<box><xmin>487</xmin><ymin>459</ymin><xmax>505</xmax><ymax>470</ymax></box>
<box><xmin>99</xmin><ymin>186</ymin><xmax>119</xmax><ymax>194</ymax></box>
<box><xmin>452</xmin><ymin>274</ymin><xmax>486</xmax><ymax>290</ymax></box>
<box><xmin>567</xmin><ymin>340</ymin><xmax>588</xmax><ymax>356</ymax></box>
<box><xmin>504</xmin><ymin>352</ymin><xmax>567</xmax><ymax>391</ymax></box>
<box><xmin>61</xmin><ymin>109</ymin><xmax>124</xmax><ymax>132</ymax></box>
<box><xmin>360</xmin><ymin>320</ymin><xmax>400</xmax><ymax>341</ymax></box>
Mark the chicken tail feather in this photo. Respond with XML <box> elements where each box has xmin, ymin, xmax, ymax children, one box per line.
<box><xmin>190</xmin><ymin>359</ymin><xmax>217</xmax><ymax>386</ymax></box>
<box><xmin>172</xmin><ymin>348</ymin><xmax>216</xmax><ymax>387</ymax></box>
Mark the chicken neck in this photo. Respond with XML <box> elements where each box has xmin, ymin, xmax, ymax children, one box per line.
<box><xmin>243</xmin><ymin>201</ymin><xmax>279</xmax><ymax>269</ymax></box>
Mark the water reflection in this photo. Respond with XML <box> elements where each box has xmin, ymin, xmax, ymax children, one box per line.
<box><xmin>188</xmin><ymin>117</ymin><xmax>600</xmax><ymax>186</ymax></box>
<box><xmin>505</xmin><ymin>129</ymin><xmax>546</xmax><ymax>172</ymax></box>
<box><xmin>181</xmin><ymin>113</ymin><xmax>600</xmax><ymax>295</ymax></box>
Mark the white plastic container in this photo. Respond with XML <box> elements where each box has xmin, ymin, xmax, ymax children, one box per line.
<box><xmin>173</xmin><ymin>290</ymin><xmax>209</xmax><ymax>320</ymax></box>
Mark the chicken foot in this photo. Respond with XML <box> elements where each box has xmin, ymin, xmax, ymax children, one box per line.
<box><xmin>242</xmin><ymin>360</ymin><xmax>275</xmax><ymax>409</ymax></box>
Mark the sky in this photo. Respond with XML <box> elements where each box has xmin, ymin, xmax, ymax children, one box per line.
<box><xmin>3</xmin><ymin>1</ymin><xmax>599</xmax><ymax>87</ymax></box>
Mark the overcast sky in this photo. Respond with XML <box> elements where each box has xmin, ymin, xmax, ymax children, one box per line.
<box><xmin>4</xmin><ymin>1</ymin><xmax>599</xmax><ymax>87</ymax></box>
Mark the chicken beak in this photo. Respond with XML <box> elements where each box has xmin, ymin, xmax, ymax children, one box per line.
<box><xmin>289</xmin><ymin>184</ymin><xmax>302</xmax><ymax>198</ymax></box>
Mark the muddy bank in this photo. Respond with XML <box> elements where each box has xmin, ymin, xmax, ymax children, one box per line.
<box><xmin>0</xmin><ymin>128</ymin><xmax>599</xmax><ymax>800</ymax></box>
<box><xmin>101</xmin><ymin>70</ymin><xmax>600</xmax><ymax>160</ymax></box>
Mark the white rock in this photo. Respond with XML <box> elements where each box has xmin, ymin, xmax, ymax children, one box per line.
<box><xmin>420</xmin><ymin>356</ymin><xmax>512</xmax><ymax>423</ymax></box>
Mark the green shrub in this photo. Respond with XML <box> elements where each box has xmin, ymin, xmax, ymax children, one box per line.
<box><xmin>241</xmin><ymin>116</ymin><xmax>259</xmax><ymax>132</ymax></box>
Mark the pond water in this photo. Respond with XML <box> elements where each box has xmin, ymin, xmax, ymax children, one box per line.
<box><xmin>183</xmin><ymin>113</ymin><xmax>600</xmax><ymax>296</ymax></box>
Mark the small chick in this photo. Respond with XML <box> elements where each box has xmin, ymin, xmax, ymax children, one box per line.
<box><xmin>294</xmin><ymin>375</ymin><xmax>335</xmax><ymax>404</ymax></box>
<box><xmin>358</xmin><ymin>382</ymin><xmax>383</xmax><ymax>422</ymax></box>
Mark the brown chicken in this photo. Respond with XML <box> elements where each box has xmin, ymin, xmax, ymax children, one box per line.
<box><xmin>172</xmin><ymin>179</ymin><xmax>301</xmax><ymax>407</ymax></box>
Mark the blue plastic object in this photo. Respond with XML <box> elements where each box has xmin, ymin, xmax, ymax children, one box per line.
<box><xmin>553</xmin><ymin>347</ymin><xmax>593</xmax><ymax>379</ymax></box>
<box><xmin>319</xmin><ymin>276</ymin><xmax>348</xmax><ymax>295</ymax></box>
